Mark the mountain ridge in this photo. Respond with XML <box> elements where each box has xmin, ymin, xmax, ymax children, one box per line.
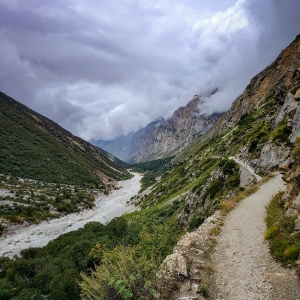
<box><xmin>0</xmin><ymin>91</ymin><xmax>131</xmax><ymax>185</ymax></box>
<box><xmin>92</xmin><ymin>96</ymin><xmax>223</xmax><ymax>162</ymax></box>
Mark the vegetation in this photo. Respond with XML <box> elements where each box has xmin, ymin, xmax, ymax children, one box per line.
<box><xmin>270</xmin><ymin>116</ymin><xmax>291</xmax><ymax>143</ymax></box>
<box><xmin>129</xmin><ymin>157</ymin><xmax>174</xmax><ymax>173</ymax></box>
<box><xmin>0</xmin><ymin>215</ymin><xmax>178</xmax><ymax>300</ymax></box>
<box><xmin>0</xmin><ymin>92</ymin><xmax>131</xmax><ymax>185</ymax></box>
<box><xmin>96</xmin><ymin>147</ymin><xmax>129</xmax><ymax>168</ymax></box>
<box><xmin>0</xmin><ymin>174</ymin><xmax>101</xmax><ymax>224</ymax></box>
<box><xmin>129</xmin><ymin>157</ymin><xmax>174</xmax><ymax>191</ymax></box>
<box><xmin>265</xmin><ymin>192</ymin><xmax>300</xmax><ymax>266</ymax></box>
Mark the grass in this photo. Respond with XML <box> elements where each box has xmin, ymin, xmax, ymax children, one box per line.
<box><xmin>265</xmin><ymin>191</ymin><xmax>300</xmax><ymax>267</ymax></box>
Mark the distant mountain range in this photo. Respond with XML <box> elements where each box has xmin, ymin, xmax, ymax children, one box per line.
<box><xmin>0</xmin><ymin>92</ymin><xmax>131</xmax><ymax>185</ymax></box>
<box><xmin>91</xmin><ymin>96</ymin><xmax>223</xmax><ymax>163</ymax></box>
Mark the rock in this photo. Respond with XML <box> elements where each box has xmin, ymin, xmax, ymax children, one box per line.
<box><xmin>294</xmin><ymin>217</ymin><xmax>300</xmax><ymax>231</ymax></box>
<box><xmin>191</xmin><ymin>283</ymin><xmax>199</xmax><ymax>294</ymax></box>
<box><xmin>291</xmin><ymin>195</ymin><xmax>300</xmax><ymax>210</ymax></box>
<box><xmin>279</xmin><ymin>158</ymin><xmax>294</xmax><ymax>171</ymax></box>
<box><xmin>294</xmin><ymin>89</ymin><xmax>300</xmax><ymax>101</ymax></box>
<box><xmin>254</xmin><ymin>142</ymin><xmax>291</xmax><ymax>172</ymax></box>
<box><xmin>289</xmin><ymin>104</ymin><xmax>300</xmax><ymax>142</ymax></box>
<box><xmin>159</xmin><ymin>253</ymin><xmax>188</xmax><ymax>277</ymax></box>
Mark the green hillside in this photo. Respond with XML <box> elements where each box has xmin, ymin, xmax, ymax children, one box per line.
<box><xmin>0</xmin><ymin>92</ymin><xmax>131</xmax><ymax>185</ymax></box>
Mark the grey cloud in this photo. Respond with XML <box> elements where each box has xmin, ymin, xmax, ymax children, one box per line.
<box><xmin>0</xmin><ymin>0</ymin><xmax>299</xmax><ymax>141</ymax></box>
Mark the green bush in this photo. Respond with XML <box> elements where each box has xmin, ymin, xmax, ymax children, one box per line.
<box><xmin>283</xmin><ymin>245</ymin><xmax>300</xmax><ymax>260</ymax></box>
<box><xmin>264</xmin><ymin>225</ymin><xmax>279</xmax><ymax>240</ymax></box>
<box><xmin>270</xmin><ymin>117</ymin><xmax>290</xmax><ymax>142</ymax></box>
<box><xmin>249</xmin><ymin>139</ymin><xmax>258</xmax><ymax>152</ymax></box>
<box><xmin>265</xmin><ymin>192</ymin><xmax>300</xmax><ymax>265</ymax></box>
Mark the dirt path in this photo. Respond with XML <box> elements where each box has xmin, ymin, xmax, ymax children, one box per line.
<box><xmin>230</xmin><ymin>156</ymin><xmax>262</xmax><ymax>182</ymax></box>
<box><xmin>211</xmin><ymin>174</ymin><xmax>300</xmax><ymax>300</ymax></box>
<box><xmin>0</xmin><ymin>173</ymin><xmax>141</xmax><ymax>258</ymax></box>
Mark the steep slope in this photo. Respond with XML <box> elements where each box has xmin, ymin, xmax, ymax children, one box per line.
<box><xmin>92</xmin><ymin>96</ymin><xmax>223</xmax><ymax>162</ymax></box>
<box><xmin>92</xmin><ymin>120</ymin><xmax>159</xmax><ymax>163</ymax></box>
<box><xmin>0</xmin><ymin>91</ymin><xmax>131</xmax><ymax>185</ymax></box>
<box><xmin>95</xmin><ymin>147</ymin><xmax>129</xmax><ymax>168</ymax></box>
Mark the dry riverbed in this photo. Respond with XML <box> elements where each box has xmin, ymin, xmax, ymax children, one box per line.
<box><xmin>0</xmin><ymin>173</ymin><xmax>142</xmax><ymax>258</ymax></box>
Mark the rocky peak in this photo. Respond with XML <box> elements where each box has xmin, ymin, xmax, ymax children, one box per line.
<box><xmin>92</xmin><ymin>96</ymin><xmax>223</xmax><ymax>162</ymax></box>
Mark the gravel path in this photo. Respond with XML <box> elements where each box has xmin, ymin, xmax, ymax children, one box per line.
<box><xmin>230</xmin><ymin>156</ymin><xmax>262</xmax><ymax>182</ymax></box>
<box><xmin>211</xmin><ymin>174</ymin><xmax>300</xmax><ymax>300</ymax></box>
<box><xmin>0</xmin><ymin>173</ymin><xmax>141</xmax><ymax>258</ymax></box>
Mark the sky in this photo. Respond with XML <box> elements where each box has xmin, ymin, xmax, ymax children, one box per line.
<box><xmin>0</xmin><ymin>0</ymin><xmax>300</xmax><ymax>141</ymax></box>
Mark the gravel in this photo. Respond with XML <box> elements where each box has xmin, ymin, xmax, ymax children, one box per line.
<box><xmin>211</xmin><ymin>173</ymin><xmax>300</xmax><ymax>300</ymax></box>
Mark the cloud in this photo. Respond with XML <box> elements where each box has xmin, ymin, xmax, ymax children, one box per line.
<box><xmin>187</xmin><ymin>0</ymin><xmax>300</xmax><ymax>114</ymax></box>
<box><xmin>0</xmin><ymin>0</ymin><xmax>299</xmax><ymax>141</ymax></box>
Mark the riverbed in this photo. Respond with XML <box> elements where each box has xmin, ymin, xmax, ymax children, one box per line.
<box><xmin>0</xmin><ymin>173</ymin><xmax>142</xmax><ymax>258</ymax></box>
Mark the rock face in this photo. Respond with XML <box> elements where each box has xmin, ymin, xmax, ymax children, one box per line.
<box><xmin>217</xmin><ymin>34</ymin><xmax>300</xmax><ymax>136</ymax></box>
<box><xmin>156</xmin><ymin>211</ymin><xmax>223</xmax><ymax>299</ymax></box>
<box><xmin>92</xmin><ymin>96</ymin><xmax>223</xmax><ymax>162</ymax></box>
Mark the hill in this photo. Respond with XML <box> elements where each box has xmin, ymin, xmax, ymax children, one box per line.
<box><xmin>0</xmin><ymin>91</ymin><xmax>131</xmax><ymax>185</ymax></box>
<box><xmin>95</xmin><ymin>147</ymin><xmax>129</xmax><ymax>168</ymax></box>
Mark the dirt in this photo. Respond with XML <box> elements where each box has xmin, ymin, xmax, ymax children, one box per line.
<box><xmin>210</xmin><ymin>173</ymin><xmax>300</xmax><ymax>300</ymax></box>
<box><xmin>0</xmin><ymin>173</ymin><xmax>142</xmax><ymax>258</ymax></box>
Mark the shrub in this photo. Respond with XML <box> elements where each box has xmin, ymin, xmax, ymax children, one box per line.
<box><xmin>189</xmin><ymin>214</ymin><xmax>205</xmax><ymax>231</ymax></box>
<box><xmin>283</xmin><ymin>245</ymin><xmax>300</xmax><ymax>260</ymax></box>
<box><xmin>264</xmin><ymin>225</ymin><xmax>279</xmax><ymax>240</ymax></box>
<box><xmin>265</xmin><ymin>192</ymin><xmax>300</xmax><ymax>265</ymax></box>
<box><xmin>270</xmin><ymin>117</ymin><xmax>290</xmax><ymax>142</ymax></box>
<box><xmin>249</xmin><ymin>139</ymin><xmax>258</xmax><ymax>152</ymax></box>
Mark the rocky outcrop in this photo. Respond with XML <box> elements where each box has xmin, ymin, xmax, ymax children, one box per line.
<box><xmin>156</xmin><ymin>211</ymin><xmax>223</xmax><ymax>300</ymax></box>
<box><xmin>250</xmin><ymin>141</ymin><xmax>291</xmax><ymax>174</ymax></box>
<box><xmin>216</xmin><ymin>34</ymin><xmax>300</xmax><ymax>135</ymax></box>
<box><xmin>92</xmin><ymin>97</ymin><xmax>223</xmax><ymax>162</ymax></box>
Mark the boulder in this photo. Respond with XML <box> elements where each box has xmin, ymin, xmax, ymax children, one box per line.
<box><xmin>158</xmin><ymin>253</ymin><xmax>188</xmax><ymax>278</ymax></box>
<box><xmin>291</xmin><ymin>195</ymin><xmax>300</xmax><ymax>211</ymax></box>
<box><xmin>294</xmin><ymin>217</ymin><xmax>300</xmax><ymax>231</ymax></box>
<box><xmin>256</xmin><ymin>142</ymin><xmax>290</xmax><ymax>171</ymax></box>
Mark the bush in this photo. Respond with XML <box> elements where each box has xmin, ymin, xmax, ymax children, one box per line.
<box><xmin>189</xmin><ymin>215</ymin><xmax>205</xmax><ymax>231</ymax></box>
<box><xmin>265</xmin><ymin>192</ymin><xmax>300</xmax><ymax>265</ymax></box>
<box><xmin>283</xmin><ymin>245</ymin><xmax>300</xmax><ymax>260</ymax></box>
<box><xmin>249</xmin><ymin>139</ymin><xmax>258</xmax><ymax>152</ymax></box>
<box><xmin>270</xmin><ymin>117</ymin><xmax>290</xmax><ymax>142</ymax></box>
<box><xmin>264</xmin><ymin>225</ymin><xmax>279</xmax><ymax>240</ymax></box>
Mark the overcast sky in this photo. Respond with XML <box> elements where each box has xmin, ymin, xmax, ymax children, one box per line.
<box><xmin>1</xmin><ymin>0</ymin><xmax>300</xmax><ymax>141</ymax></box>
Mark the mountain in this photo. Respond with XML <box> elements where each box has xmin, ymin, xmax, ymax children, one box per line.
<box><xmin>92</xmin><ymin>96</ymin><xmax>223</xmax><ymax>163</ymax></box>
<box><xmin>0</xmin><ymin>91</ymin><xmax>131</xmax><ymax>185</ymax></box>
<box><xmin>95</xmin><ymin>146</ymin><xmax>129</xmax><ymax>168</ymax></box>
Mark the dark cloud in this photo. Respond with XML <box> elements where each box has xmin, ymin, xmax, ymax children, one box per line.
<box><xmin>0</xmin><ymin>0</ymin><xmax>299</xmax><ymax>140</ymax></box>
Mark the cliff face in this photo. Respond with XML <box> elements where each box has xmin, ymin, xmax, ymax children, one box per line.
<box><xmin>92</xmin><ymin>97</ymin><xmax>222</xmax><ymax>162</ymax></box>
<box><xmin>133</xmin><ymin>97</ymin><xmax>222</xmax><ymax>162</ymax></box>
<box><xmin>217</xmin><ymin>34</ymin><xmax>300</xmax><ymax>135</ymax></box>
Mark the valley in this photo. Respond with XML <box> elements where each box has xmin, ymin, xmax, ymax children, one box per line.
<box><xmin>1</xmin><ymin>30</ymin><xmax>300</xmax><ymax>300</ymax></box>
<box><xmin>0</xmin><ymin>173</ymin><xmax>141</xmax><ymax>258</ymax></box>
